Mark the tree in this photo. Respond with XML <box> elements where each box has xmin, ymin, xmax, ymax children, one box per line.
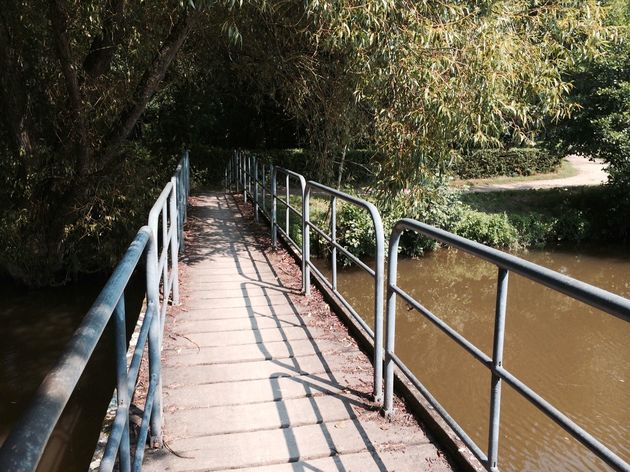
<box><xmin>0</xmin><ymin>1</ymin><xmax>201</xmax><ymax>284</ymax></box>
<box><xmin>0</xmin><ymin>0</ymin><xmax>606</xmax><ymax>285</ymax></box>
<box><xmin>543</xmin><ymin>0</ymin><xmax>630</xmax><ymax>238</ymax></box>
<box><xmin>303</xmin><ymin>1</ymin><xmax>605</xmax><ymax>193</ymax></box>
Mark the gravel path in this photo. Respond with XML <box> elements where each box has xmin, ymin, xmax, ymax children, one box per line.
<box><xmin>466</xmin><ymin>155</ymin><xmax>608</xmax><ymax>193</ymax></box>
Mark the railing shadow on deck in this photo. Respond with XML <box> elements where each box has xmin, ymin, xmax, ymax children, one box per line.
<box><xmin>174</xmin><ymin>193</ymin><xmax>389</xmax><ymax>470</ymax></box>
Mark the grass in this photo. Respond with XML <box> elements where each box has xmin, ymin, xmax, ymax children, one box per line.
<box><xmin>450</xmin><ymin>158</ymin><xmax>578</xmax><ymax>188</ymax></box>
<box><xmin>460</xmin><ymin>186</ymin><xmax>595</xmax><ymax>216</ymax></box>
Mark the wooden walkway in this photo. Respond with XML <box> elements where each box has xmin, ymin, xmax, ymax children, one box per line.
<box><xmin>143</xmin><ymin>192</ymin><xmax>450</xmax><ymax>472</ymax></box>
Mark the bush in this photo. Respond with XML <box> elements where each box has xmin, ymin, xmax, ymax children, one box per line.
<box><xmin>454</xmin><ymin>148</ymin><xmax>563</xmax><ymax>179</ymax></box>
<box><xmin>335</xmin><ymin>185</ymin><xmax>461</xmax><ymax>259</ymax></box>
<box><xmin>452</xmin><ymin>210</ymin><xmax>520</xmax><ymax>249</ymax></box>
<box><xmin>336</xmin><ymin>204</ymin><xmax>377</xmax><ymax>262</ymax></box>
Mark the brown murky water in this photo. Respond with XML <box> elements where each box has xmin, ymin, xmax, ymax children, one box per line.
<box><xmin>0</xmin><ymin>275</ymin><xmax>144</xmax><ymax>471</ymax></box>
<box><xmin>316</xmin><ymin>247</ymin><xmax>630</xmax><ymax>471</ymax></box>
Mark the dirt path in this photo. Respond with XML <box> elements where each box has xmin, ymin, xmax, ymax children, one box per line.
<box><xmin>466</xmin><ymin>155</ymin><xmax>607</xmax><ymax>193</ymax></box>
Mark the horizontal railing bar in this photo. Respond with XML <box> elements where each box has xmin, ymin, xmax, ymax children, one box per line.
<box><xmin>0</xmin><ymin>227</ymin><xmax>152</xmax><ymax>472</ymax></box>
<box><xmin>275</xmin><ymin>166</ymin><xmax>306</xmax><ymax>181</ymax></box>
<box><xmin>276</xmin><ymin>226</ymin><xmax>301</xmax><ymax>252</ymax></box>
<box><xmin>276</xmin><ymin>198</ymin><xmax>302</xmax><ymax>217</ymax></box>
<box><xmin>496</xmin><ymin>366</ymin><xmax>630</xmax><ymax>471</ymax></box>
<box><xmin>306</xmin><ymin>222</ymin><xmax>376</xmax><ymax>277</ymax></box>
<box><xmin>393</xmin><ymin>219</ymin><xmax>630</xmax><ymax>323</ymax></box>
<box><xmin>307</xmin><ymin>180</ymin><xmax>380</xmax><ymax>216</ymax></box>
<box><xmin>305</xmin><ymin>261</ymin><xmax>375</xmax><ymax>338</ymax></box>
<box><xmin>132</xmin><ymin>374</ymin><xmax>158</xmax><ymax>472</ymax></box>
<box><xmin>127</xmin><ymin>310</ymin><xmax>154</xmax><ymax>395</ymax></box>
<box><xmin>390</xmin><ymin>352</ymin><xmax>489</xmax><ymax>466</ymax></box>
<box><xmin>100</xmin><ymin>403</ymin><xmax>130</xmax><ymax>471</ymax></box>
<box><xmin>392</xmin><ymin>285</ymin><xmax>493</xmax><ymax>367</ymax></box>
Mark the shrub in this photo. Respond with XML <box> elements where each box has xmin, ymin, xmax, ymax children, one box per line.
<box><xmin>452</xmin><ymin>209</ymin><xmax>520</xmax><ymax>249</ymax></box>
<box><xmin>454</xmin><ymin>148</ymin><xmax>563</xmax><ymax>179</ymax></box>
<box><xmin>336</xmin><ymin>204</ymin><xmax>377</xmax><ymax>262</ymax></box>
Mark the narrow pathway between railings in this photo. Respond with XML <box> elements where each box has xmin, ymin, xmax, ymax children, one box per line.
<box><xmin>143</xmin><ymin>192</ymin><xmax>451</xmax><ymax>471</ymax></box>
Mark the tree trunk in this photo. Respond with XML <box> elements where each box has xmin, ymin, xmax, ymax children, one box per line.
<box><xmin>99</xmin><ymin>9</ymin><xmax>200</xmax><ymax>171</ymax></box>
<box><xmin>336</xmin><ymin>145</ymin><xmax>347</xmax><ymax>189</ymax></box>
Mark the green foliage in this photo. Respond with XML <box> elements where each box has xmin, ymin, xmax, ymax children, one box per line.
<box><xmin>0</xmin><ymin>0</ymin><xmax>610</xmax><ymax>285</ymax></box>
<box><xmin>336</xmin><ymin>204</ymin><xmax>376</xmax><ymax>262</ymax></box>
<box><xmin>463</xmin><ymin>186</ymin><xmax>627</xmax><ymax>245</ymax></box>
<box><xmin>543</xmin><ymin>0</ymin><xmax>630</xmax><ymax>237</ymax></box>
<box><xmin>301</xmin><ymin>0</ymin><xmax>605</xmax><ymax>191</ymax></box>
<box><xmin>452</xmin><ymin>210</ymin><xmax>520</xmax><ymax>249</ymax></box>
<box><xmin>454</xmin><ymin>148</ymin><xmax>563</xmax><ymax>179</ymax></box>
<box><xmin>331</xmin><ymin>184</ymin><xmax>617</xmax><ymax>263</ymax></box>
<box><xmin>334</xmin><ymin>185</ymin><xmax>463</xmax><ymax>259</ymax></box>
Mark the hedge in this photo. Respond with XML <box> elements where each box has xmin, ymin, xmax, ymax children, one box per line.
<box><xmin>454</xmin><ymin>147</ymin><xmax>563</xmax><ymax>179</ymax></box>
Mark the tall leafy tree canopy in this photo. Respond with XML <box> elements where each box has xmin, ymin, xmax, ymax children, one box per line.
<box><xmin>0</xmin><ymin>0</ymin><xmax>605</xmax><ymax>285</ymax></box>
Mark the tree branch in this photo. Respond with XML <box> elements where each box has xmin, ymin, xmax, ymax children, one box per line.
<box><xmin>99</xmin><ymin>9</ymin><xmax>200</xmax><ymax>170</ymax></box>
<box><xmin>83</xmin><ymin>0</ymin><xmax>126</xmax><ymax>79</ymax></box>
<box><xmin>49</xmin><ymin>0</ymin><xmax>90</xmax><ymax>175</ymax></box>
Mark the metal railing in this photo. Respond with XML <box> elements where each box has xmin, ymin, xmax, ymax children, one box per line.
<box><xmin>226</xmin><ymin>155</ymin><xmax>630</xmax><ymax>472</ymax></box>
<box><xmin>303</xmin><ymin>181</ymin><xmax>385</xmax><ymax>403</ymax></box>
<box><xmin>383</xmin><ymin>218</ymin><xmax>630</xmax><ymax>472</ymax></box>
<box><xmin>226</xmin><ymin>151</ymin><xmax>385</xmax><ymax>402</ymax></box>
<box><xmin>0</xmin><ymin>152</ymin><xmax>190</xmax><ymax>472</ymax></box>
<box><xmin>271</xmin><ymin>167</ymin><xmax>306</xmax><ymax>256</ymax></box>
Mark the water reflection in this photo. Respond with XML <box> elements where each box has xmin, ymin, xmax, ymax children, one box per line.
<box><xmin>0</xmin><ymin>275</ymin><xmax>144</xmax><ymax>471</ymax></box>
<box><xmin>316</xmin><ymin>246</ymin><xmax>630</xmax><ymax>471</ymax></box>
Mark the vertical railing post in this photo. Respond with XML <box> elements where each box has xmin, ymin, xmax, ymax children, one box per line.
<box><xmin>169</xmin><ymin>177</ymin><xmax>180</xmax><ymax>305</ymax></box>
<box><xmin>272</xmin><ymin>166</ymin><xmax>277</xmax><ymax>248</ymax></box>
<box><xmin>254</xmin><ymin>156</ymin><xmax>259</xmax><ymax>223</ymax></box>
<box><xmin>373</xmin><ymin>212</ymin><xmax>385</xmax><ymax>404</ymax></box>
<box><xmin>161</xmin><ymin>200</ymin><xmax>168</xmax><ymax>319</ymax></box>
<box><xmin>114</xmin><ymin>296</ymin><xmax>131</xmax><ymax>472</ymax></box>
<box><xmin>488</xmin><ymin>268</ymin><xmax>509</xmax><ymax>471</ymax></box>
<box><xmin>146</xmin><ymin>231</ymin><xmax>162</xmax><ymax>448</ymax></box>
<box><xmin>285</xmin><ymin>174</ymin><xmax>290</xmax><ymax>237</ymax></box>
<box><xmin>235</xmin><ymin>152</ymin><xmax>240</xmax><ymax>193</ymax></box>
<box><xmin>262</xmin><ymin>164</ymin><xmax>266</xmax><ymax>215</ymax></box>
<box><xmin>251</xmin><ymin>155</ymin><xmax>254</xmax><ymax>209</ymax></box>
<box><xmin>384</xmin><ymin>229</ymin><xmax>402</xmax><ymax>415</ymax></box>
<box><xmin>331</xmin><ymin>196</ymin><xmax>337</xmax><ymax>291</ymax></box>
<box><xmin>183</xmin><ymin>150</ymin><xmax>189</xmax><ymax>223</ymax></box>
<box><xmin>303</xmin><ymin>185</ymin><xmax>311</xmax><ymax>296</ymax></box>
<box><xmin>244</xmin><ymin>153</ymin><xmax>248</xmax><ymax>204</ymax></box>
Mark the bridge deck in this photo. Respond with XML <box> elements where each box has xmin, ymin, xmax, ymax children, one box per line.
<box><xmin>143</xmin><ymin>192</ymin><xmax>450</xmax><ymax>471</ymax></box>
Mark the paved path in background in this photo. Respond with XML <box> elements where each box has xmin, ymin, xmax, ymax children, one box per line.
<box><xmin>143</xmin><ymin>193</ymin><xmax>450</xmax><ymax>472</ymax></box>
<box><xmin>467</xmin><ymin>155</ymin><xmax>607</xmax><ymax>193</ymax></box>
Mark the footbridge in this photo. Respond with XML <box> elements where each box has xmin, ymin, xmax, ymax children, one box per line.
<box><xmin>0</xmin><ymin>152</ymin><xmax>628</xmax><ymax>472</ymax></box>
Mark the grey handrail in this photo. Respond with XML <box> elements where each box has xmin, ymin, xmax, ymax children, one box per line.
<box><xmin>226</xmin><ymin>152</ymin><xmax>386</xmax><ymax>403</ymax></box>
<box><xmin>225</xmin><ymin>155</ymin><xmax>630</xmax><ymax>471</ymax></box>
<box><xmin>0</xmin><ymin>152</ymin><xmax>190</xmax><ymax>472</ymax></box>
<box><xmin>303</xmin><ymin>180</ymin><xmax>385</xmax><ymax>403</ymax></box>
<box><xmin>383</xmin><ymin>218</ymin><xmax>630</xmax><ymax>472</ymax></box>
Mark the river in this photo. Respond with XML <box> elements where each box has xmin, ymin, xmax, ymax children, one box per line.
<box><xmin>316</xmin><ymin>246</ymin><xmax>630</xmax><ymax>471</ymax></box>
<box><xmin>0</xmin><ymin>275</ymin><xmax>144</xmax><ymax>471</ymax></box>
